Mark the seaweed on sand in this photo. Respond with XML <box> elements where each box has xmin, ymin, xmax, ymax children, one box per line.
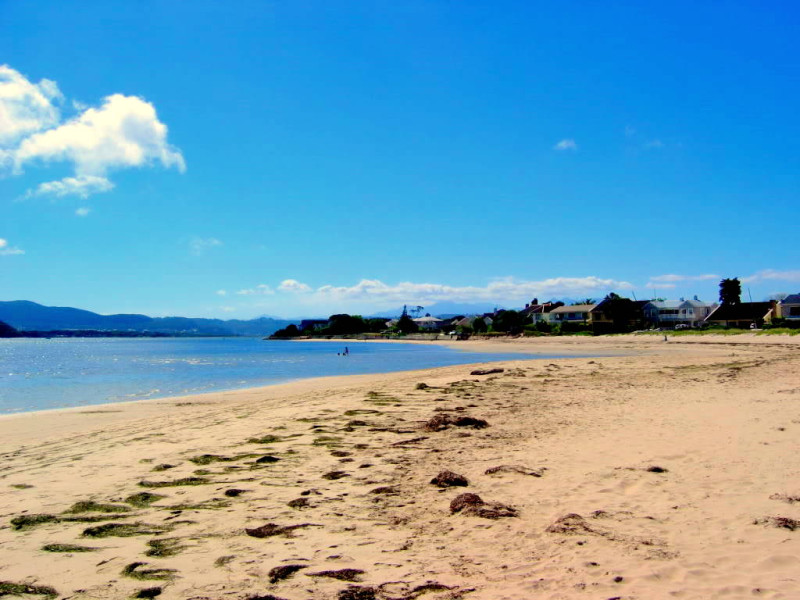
<box><xmin>121</xmin><ymin>562</ymin><xmax>177</xmax><ymax>581</ymax></box>
<box><xmin>82</xmin><ymin>522</ymin><xmax>172</xmax><ymax>538</ymax></box>
<box><xmin>0</xmin><ymin>581</ymin><xmax>58</xmax><ymax>598</ymax></box>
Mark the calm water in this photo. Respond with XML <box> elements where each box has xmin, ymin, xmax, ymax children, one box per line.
<box><xmin>0</xmin><ymin>337</ymin><xmax>565</xmax><ymax>414</ymax></box>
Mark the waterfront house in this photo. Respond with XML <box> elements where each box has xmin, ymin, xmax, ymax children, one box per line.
<box><xmin>778</xmin><ymin>294</ymin><xmax>800</xmax><ymax>321</ymax></box>
<box><xmin>413</xmin><ymin>316</ymin><xmax>445</xmax><ymax>330</ymax></box>
<box><xmin>642</xmin><ymin>297</ymin><xmax>717</xmax><ymax>328</ymax></box>
<box><xmin>549</xmin><ymin>304</ymin><xmax>596</xmax><ymax>323</ymax></box>
<box><xmin>520</xmin><ymin>299</ymin><xmax>563</xmax><ymax>324</ymax></box>
<box><xmin>704</xmin><ymin>301</ymin><xmax>775</xmax><ymax>328</ymax></box>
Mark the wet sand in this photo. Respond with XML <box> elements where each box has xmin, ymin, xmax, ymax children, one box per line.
<box><xmin>1</xmin><ymin>334</ymin><xmax>799</xmax><ymax>599</ymax></box>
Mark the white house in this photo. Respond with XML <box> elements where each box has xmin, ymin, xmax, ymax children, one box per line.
<box><xmin>549</xmin><ymin>304</ymin><xmax>596</xmax><ymax>323</ymax></box>
<box><xmin>643</xmin><ymin>297</ymin><xmax>716</xmax><ymax>328</ymax></box>
<box><xmin>413</xmin><ymin>316</ymin><xmax>445</xmax><ymax>330</ymax></box>
<box><xmin>779</xmin><ymin>294</ymin><xmax>800</xmax><ymax>321</ymax></box>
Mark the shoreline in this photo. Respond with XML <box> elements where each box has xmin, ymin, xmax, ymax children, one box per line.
<box><xmin>0</xmin><ymin>337</ymin><xmax>610</xmax><ymax>423</ymax></box>
<box><xmin>2</xmin><ymin>331</ymin><xmax>798</xmax><ymax>431</ymax></box>
<box><xmin>1</xmin><ymin>335</ymin><xmax>799</xmax><ymax>599</ymax></box>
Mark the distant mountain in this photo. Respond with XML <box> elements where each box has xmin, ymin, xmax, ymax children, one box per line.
<box><xmin>0</xmin><ymin>319</ymin><xmax>20</xmax><ymax>337</ymax></box>
<box><xmin>0</xmin><ymin>301</ymin><xmax>297</xmax><ymax>337</ymax></box>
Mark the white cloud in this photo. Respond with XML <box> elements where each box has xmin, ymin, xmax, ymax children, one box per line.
<box><xmin>189</xmin><ymin>237</ymin><xmax>222</xmax><ymax>256</ymax></box>
<box><xmin>219</xmin><ymin>306</ymin><xmax>236</xmax><ymax>313</ymax></box>
<box><xmin>648</xmin><ymin>273</ymin><xmax>718</xmax><ymax>284</ymax></box>
<box><xmin>278</xmin><ymin>279</ymin><xmax>312</xmax><ymax>293</ymax></box>
<box><xmin>236</xmin><ymin>284</ymin><xmax>274</xmax><ymax>296</ymax></box>
<box><xmin>15</xmin><ymin>93</ymin><xmax>185</xmax><ymax>178</ymax></box>
<box><xmin>0</xmin><ymin>238</ymin><xmax>24</xmax><ymax>256</ymax></box>
<box><xmin>741</xmin><ymin>269</ymin><xmax>800</xmax><ymax>284</ymax></box>
<box><xmin>75</xmin><ymin>207</ymin><xmax>91</xmax><ymax>217</ymax></box>
<box><xmin>554</xmin><ymin>139</ymin><xmax>577</xmax><ymax>151</ymax></box>
<box><xmin>624</xmin><ymin>125</ymin><xmax>636</xmax><ymax>137</ymax></box>
<box><xmin>231</xmin><ymin>276</ymin><xmax>632</xmax><ymax>311</ymax></box>
<box><xmin>0</xmin><ymin>64</ymin><xmax>184</xmax><ymax>198</ymax></box>
<box><xmin>28</xmin><ymin>174</ymin><xmax>114</xmax><ymax>199</ymax></box>
<box><xmin>0</xmin><ymin>65</ymin><xmax>62</xmax><ymax>146</ymax></box>
<box><xmin>312</xmin><ymin>276</ymin><xmax>630</xmax><ymax>305</ymax></box>
<box><xmin>216</xmin><ymin>289</ymin><xmax>228</xmax><ymax>296</ymax></box>
<box><xmin>645</xmin><ymin>139</ymin><xmax>664</xmax><ymax>149</ymax></box>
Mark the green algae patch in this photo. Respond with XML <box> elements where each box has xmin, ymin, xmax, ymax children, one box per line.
<box><xmin>0</xmin><ymin>581</ymin><xmax>58</xmax><ymax>598</ymax></box>
<box><xmin>246</xmin><ymin>434</ymin><xmax>283</xmax><ymax>444</ymax></box>
<box><xmin>11</xmin><ymin>514</ymin><xmax>59</xmax><ymax>531</ymax></box>
<box><xmin>64</xmin><ymin>501</ymin><xmax>131</xmax><ymax>514</ymax></box>
<box><xmin>145</xmin><ymin>538</ymin><xmax>185</xmax><ymax>558</ymax></box>
<box><xmin>41</xmin><ymin>543</ymin><xmax>97</xmax><ymax>553</ymax></box>
<box><xmin>165</xmin><ymin>499</ymin><xmax>230</xmax><ymax>511</ymax></box>
<box><xmin>82</xmin><ymin>522</ymin><xmax>171</xmax><ymax>538</ymax></box>
<box><xmin>122</xmin><ymin>562</ymin><xmax>177</xmax><ymax>581</ymax></box>
<box><xmin>151</xmin><ymin>463</ymin><xmax>176</xmax><ymax>472</ymax></box>
<box><xmin>343</xmin><ymin>409</ymin><xmax>382</xmax><ymax>416</ymax></box>
<box><xmin>138</xmin><ymin>477</ymin><xmax>210</xmax><ymax>488</ymax></box>
<box><xmin>126</xmin><ymin>492</ymin><xmax>166</xmax><ymax>508</ymax></box>
<box><xmin>312</xmin><ymin>436</ymin><xmax>343</xmax><ymax>447</ymax></box>
<box><xmin>12</xmin><ymin>512</ymin><xmax>131</xmax><ymax>531</ymax></box>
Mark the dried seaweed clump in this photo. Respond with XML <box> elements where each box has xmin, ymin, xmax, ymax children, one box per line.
<box><xmin>485</xmin><ymin>465</ymin><xmax>544</xmax><ymax>477</ymax></box>
<box><xmin>546</xmin><ymin>513</ymin><xmax>600</xmax><ymax>535</ymax></box>
<box><xmin>338</xmin><ymin>586</ymin><xmax>376</xmax><ymax>600</ymax></box>
<box><xmin>268</xmin><ymin>564</ymin><xmax>307</xmax><ymax>583</ymax></box>
<box><xmin>307</xmin><ymin>569</ymin><xmax>364</xmax><ymax>582</ymax></box>
<box><xmin>430</xmin><ymin>470</ymin><xmax>469</xmax><ymax>488</ymax></box>
<box><xmin>449</xmin><ymin>493</ymin><xmax>517</xmax><ymax>519</ymax></box>
<box><xmin>423</xmin><ymin>414</ymin><xmax>488</xmax><ymax>432</ymax></box>
<box><xmin>755</xmin><ymin>516</ymin><xmax>800</xmax><ymax>531</ymax></box>
<box><xmin>245</xmin><ymin>522</ymin><xmax>315</xmax><ymax>538</ymax></box>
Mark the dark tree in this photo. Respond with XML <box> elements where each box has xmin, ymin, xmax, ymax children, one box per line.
<box><xmin>472</xmin><ymin>317</ymin><xmax>488</xmax><ymax>333</ymax></box>
<box><xmin>325</xmin><ymin>314</ymin><xmax>367</xmax><ymax>335</ymax></box>
<box><xmin>719</xmin><ymin>278</ymin><xmax>741</xmax><ymax>306</ymax></box>
<box><xmin>491</xmin><ymin>310</ymin><xmax>526</xmax><ymax>334</ymax></box>
<box><xmin>273</xmin><ymin>323</ymin><xmax>301</xmax><ymax>337</ymax></box>
<box><xmin>396</xmin><ymin>313</ymin><xmax>419</xmax><ymax>334</ymax></box>
<box><xmin>365</xmin><ymin>318</ymin><xmax>389</xmax><ymax>333</ymax></box>
<box><xmin>598</xmin><ymin>292</ymin><xmax>637</xmax><ymax>333</ymax></box>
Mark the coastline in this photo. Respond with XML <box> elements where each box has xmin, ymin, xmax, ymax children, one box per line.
<box><xmin>0</xmin><ymin>336</ymin><xmax>609</xmax><ymax>426</ymax></box>
<box><xmin>1</xmin><ymin>335</ymin><xmax>799</xmax><ymax>599</ymax></box>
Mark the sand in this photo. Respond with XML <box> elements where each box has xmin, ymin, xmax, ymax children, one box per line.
<box><xmin>1</xmin><ymin>334</ymin><xmax>799</xmax><ymax>599</ymax></box>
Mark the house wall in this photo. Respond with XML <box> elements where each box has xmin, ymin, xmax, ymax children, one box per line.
<box><xmin>781</xmin><ymin>303</ymin><xmax>800</xmax><ymax>319</ymax></box>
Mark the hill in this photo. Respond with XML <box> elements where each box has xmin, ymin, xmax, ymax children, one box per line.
<box><xmin>0</xmin><ymin>301</ymin><xmax>296</xmax><ymax>337</ymax></box>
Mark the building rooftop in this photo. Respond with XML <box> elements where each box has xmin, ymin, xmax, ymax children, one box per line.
<box><xmin>550</xmin><ymin>304</ymin><xmax>596</xmax><ymax>313</ymax></box>
<box><xmin>706</xmin><ymin>302</ymin><xmax>773</xmax><ymax>321</ymax></box>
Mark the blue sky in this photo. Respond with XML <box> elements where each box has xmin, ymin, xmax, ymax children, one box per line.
<box><xmin>1</xmin><ymin>1</ymin><xmax>798</xmax><ymax>318</ymax></box>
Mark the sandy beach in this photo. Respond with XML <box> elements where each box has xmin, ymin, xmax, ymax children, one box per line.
<box><xmin>1</xmin><ymin>334</ymin><xmax>799</xmax><ymax>600</ymax></box>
